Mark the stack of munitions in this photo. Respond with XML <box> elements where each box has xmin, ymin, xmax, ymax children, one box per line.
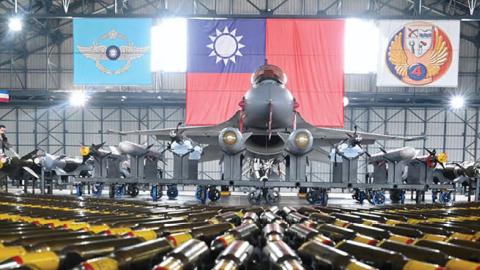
<box><xmin>0</xmin><ymin>193</ymin><xmax>480</xmax><ymax>270</ymax></box>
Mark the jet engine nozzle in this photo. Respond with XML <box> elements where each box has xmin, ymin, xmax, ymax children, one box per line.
<box><xmin>218</xmin><ymin>128</ymin><xmax>245</xmax><ymax>155</ymax></box>
<box><xmin>285</xmin><ymin>129</ymin><xmax>313</xmax><ymax>156</ymax></box>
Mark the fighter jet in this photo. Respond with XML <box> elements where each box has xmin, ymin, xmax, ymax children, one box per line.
<box><xmin>109</xmin><ymin>64</ymin><xmax>421</xmax><ymax>181</ymax></box>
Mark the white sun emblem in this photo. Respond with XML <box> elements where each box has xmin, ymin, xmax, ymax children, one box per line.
<box><xmin>207</xmin><ymin>26</ymin><xmax>245</xmax><ymax>66</ymax></box>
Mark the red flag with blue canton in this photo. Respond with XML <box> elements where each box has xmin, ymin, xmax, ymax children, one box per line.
<box><xmin>186</xmin><ymin>18</ymin><xmax>344</xmax><ymax>127</ymax></box>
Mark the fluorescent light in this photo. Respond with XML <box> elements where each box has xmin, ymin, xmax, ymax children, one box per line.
<box><xmin>8</xmin><ymin>17</ymin><xmax>22</xmax><ymax>32</ymax></box>
<box><xmin>151</xmin><ymin>18</ymin><xmax>187</xmax><ymax>72</ymax></box>
<box><xmin>343</xmin><ymin>96</ymin><xmax>349</xmax><ymax>107</ymax></box>
<box><xmin>449</xmin><ymin>95</ymin><xmax>465</xmax><ymax>109</ymax></box>
<box><xmin>344</xmin><ymin>19</ymin><xmax>379</xmax><ymax>74</ymax></box>
<box><xmin>69</xmin><ymin>91</ymin><xmax>88</xmax><ymax>107</ymax></box>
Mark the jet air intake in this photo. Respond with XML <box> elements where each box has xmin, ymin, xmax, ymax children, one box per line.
<box><xmin>285</xmin><ymin>129</ymin><xmax>313</xmax><ymax>156</ymax></box>
<box><xmin>218</xmin><ymin>128</ymin><xmax>245</xmax><ymax>155</ymax></box>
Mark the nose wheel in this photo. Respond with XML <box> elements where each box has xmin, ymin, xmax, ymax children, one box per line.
<box><xmin>247</xmin><ymin>188</ymin><xmax>280</xmax><ymax>205</ymax></box>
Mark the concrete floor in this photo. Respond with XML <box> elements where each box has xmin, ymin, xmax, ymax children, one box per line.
<box><xmin>4</xmin><ymin>186</ymin><xmax>474</xmax><ymax>208</ymax></box>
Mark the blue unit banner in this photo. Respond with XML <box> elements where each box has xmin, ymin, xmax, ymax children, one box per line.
<box><xmin>74</xmin><ymin>18</ymin><xmax>152</xmax><ymax>85</ymax></box>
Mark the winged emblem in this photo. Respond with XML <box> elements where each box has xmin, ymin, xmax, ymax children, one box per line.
<box><xmin>386</xmin><ymin>22</ymin><xmax>452</xmax><ymax>85</ymax></box>
<box><xmin>77</xmin><ymin>29</ymin><xmax>149</xmax><ymax>75</ymax></box>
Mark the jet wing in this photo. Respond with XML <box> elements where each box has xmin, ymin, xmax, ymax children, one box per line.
<box><xmin>107</xmin><ymin>112</ymin><xmax>241</xmax><ymax>145</ymax></box>
<box><xmin>307</xmin><ymin>146</ymin><xmax>331</xmax><ymax>163</ymax></box>
<box><xmin>296</xmin><ymin>114</ymin><xmax>424</xmax><ymax>145</ymax></box>
<box><xmin>201</xmin><ymin>144</ymin><xmax>224</xmax><ymax>162</ymax></box>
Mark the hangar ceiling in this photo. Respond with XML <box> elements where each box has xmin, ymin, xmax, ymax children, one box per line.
<box><xmin>0</xmin><ymin>0</ymin><xmax>479</xmax><ymax>106</ymax></box>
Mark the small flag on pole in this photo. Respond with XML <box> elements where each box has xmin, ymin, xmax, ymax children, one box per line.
<box><xmin>0</xmin><ymin>90</ymin><xmax>10</xmax><ymax>103</ymax></box>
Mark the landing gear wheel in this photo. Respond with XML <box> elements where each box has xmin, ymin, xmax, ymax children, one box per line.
<box><xmin>371</xmin><ymin>191</ymin><xmax>386</xmax><ymax>205</ymax></box>
<box><xmin>167</xmin><ymin>185</ymin><xmax>179</xmax><ymax>199</ymax></box>
<box><xmin>265</xmin><ymin>189</ymin><xmax>280</xmax><ymax>204</ymax></box>
<box><xmin>126</xmin><ymin>184</ymin><xmax>139</xmax><ymax>198</ymax></box>
<box><xmin>208</xmin><ymin>187</ymin><xmax>221</xmax><ymax>202</ymax></box>
<box><xmin>92</xmin><ymin>183</ymin><xmax>103</xmax><ymax>197</ymax></box>
<box><xmin>248</xmin><ymin>190</ymin><xmax>261</xmax><ymax>205</ymax></box>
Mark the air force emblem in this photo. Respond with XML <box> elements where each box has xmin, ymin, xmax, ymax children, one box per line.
<box><xmin>77</xmin><ymin>29</ymin><xmax>149</xmax><ymax>75</ymax></box>
<box><xmin>386</xmin><ymin>21</ymin><xmax>453</xmax><ymax>85</ymax></box>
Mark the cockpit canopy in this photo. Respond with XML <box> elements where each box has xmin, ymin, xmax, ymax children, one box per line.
<box><xmin>251</xmin><ymin>64</ymin><xmax>287</xmax><ymax>86</ymax></box>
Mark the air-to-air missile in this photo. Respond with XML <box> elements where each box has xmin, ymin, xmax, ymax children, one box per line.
<box><xmin>0</xmin><ymin>149</ymin><xmax>40</xmax><ymax>179</ymax></box>
<box><xmin>36</xmin><ymin>152</ymin><xmax>93</xmax><ymax>177</ymax></box>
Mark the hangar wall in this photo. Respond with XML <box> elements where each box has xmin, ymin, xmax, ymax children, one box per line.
<box><xmin>0</xmin><ymin>105</ymin><xmax>477</xmax><ymax>182</ymax></box>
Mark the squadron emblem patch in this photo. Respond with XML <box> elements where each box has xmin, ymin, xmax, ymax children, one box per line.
<box><xmin>386</xmin><ymin>21</ymin><xmax>453</xmax><ymax>85</ymax></box>
<box><xmin>77</xmin><ymin>29</ymin><xmax>149</xmax><ymax>75</ymax></box>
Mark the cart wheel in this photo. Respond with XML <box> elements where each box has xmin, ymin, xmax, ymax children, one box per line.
<box><xmin>306</xmin><ymin>190</ymin><xmax>317</xmax><ymax>204</ymax></box>
<box><xmin>372</xmin><ymin>191</ymin><xmax>386</xmax><ymax>205</ymax></box>
<box><xmin>439</xmin><ymin>191</ymin><xmax>452</xmax><ymax>204</ymax></box>
<box><xmin>265</xmin><ymin>189</ymin><xmax>280</xmax><ymax>204</ymax></box>
<box><xmin>127</xmin><ymin>184</ymin><xmax>139</xmax><ymax>197</ymax></box>
<box><xmin>109</xmin><ymin>184</ymin><xmax>115</xmax><ymax>198</ymax></box>
<box><xmin>150</xmin><ymin>185</ymin><xmax>158</xmax><ymax>201</ymax></box>
<box><xmin>432</xmin><ymin>190</ymin><xmax>438</xmax><ymax>203</ymax></box>
<box><xmin>92</xmin><ymin>183</ymin><xmax>103</xmax><ymax>196</ymax></box>
<box><xmin>195</xmin><ymin>186</ymin><xmax>204</xmax><ymax>200</ymax></box>
<box><xmin>319</xmin><ymin>190</ymin><xmax>328</xmax><ymax>206</ymax></box>
<box><xmin>208</xmin><ymin>187</ymin><xmax>221</xmax><ymax>202</ymax></box>
<box><xmin>115</xmin><ymin>185</ymin><xmax>125</xmax><ymax>197</ymax></box>
<box><xmin>76</xmin><ymin>184</ymin><xmax>83</xmax><ymax>197</ymax></box>
<box><xmin>390</xmin><ymin>189</ymin><xmax>403</xmax><ymax>203</ymax></box>
<box><xmin>167</xmin><ymin>185</ymin><xmax>179</xmax><ymax>199</ymax></box>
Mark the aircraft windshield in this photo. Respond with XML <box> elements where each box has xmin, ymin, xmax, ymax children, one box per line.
<box><xmin>251</xmin><ymin>64</ymin><xmax>287</xmax><ymax>85</ymax></box>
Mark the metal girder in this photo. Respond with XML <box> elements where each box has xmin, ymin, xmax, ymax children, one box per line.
<box><xmin>2</xmin><ymin>90</ymin><xmax>480</xmax><ymax>108</ymax></box>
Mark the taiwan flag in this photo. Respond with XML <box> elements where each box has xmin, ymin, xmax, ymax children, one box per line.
<box><xmin>186</xmin><ymin>19</ymin><xmax>344</xmax><ymax>127</ymax></box>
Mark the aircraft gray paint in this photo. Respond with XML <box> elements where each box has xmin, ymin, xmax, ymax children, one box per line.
<box><xmin>109</xmin><ymin>64</ymin><xmax>420</xmax><ymax>180</ymax></box>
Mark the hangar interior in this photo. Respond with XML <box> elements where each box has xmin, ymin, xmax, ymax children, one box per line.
<box><xmin>1</xmin><ymin>1</ymin><xmax>480</xmax><ymax>270</ymax></box>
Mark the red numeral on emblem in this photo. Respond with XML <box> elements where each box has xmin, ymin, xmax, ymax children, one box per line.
<box><xmin>412</xmin><ymin>66</ymin><xmax>422</xmax><ymax>76</ymax></box>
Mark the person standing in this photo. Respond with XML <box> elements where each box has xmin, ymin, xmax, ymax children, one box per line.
<box><xmin>0</xmin><ymin>125</ymin><xmax>10</xmax><ymax>155</ymax></box>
